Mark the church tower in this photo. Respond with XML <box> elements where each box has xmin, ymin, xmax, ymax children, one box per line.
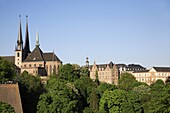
<box><xmin>23</xmin><ymin>15</ymin><xmax>31</xmax><ymax>59</ymax></box>
<box><xmin>15</xmin><ymin>15</ymin><xmax>24</xmax><ymax>68</ymax></box>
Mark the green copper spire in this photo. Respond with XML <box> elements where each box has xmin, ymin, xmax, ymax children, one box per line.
<box><xmin>36</xmin><ymin>31</ymin><xmax>40</xmax><ymax>46</ymax></box>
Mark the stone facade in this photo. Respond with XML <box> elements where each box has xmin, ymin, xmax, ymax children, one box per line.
<box><xmin>133</xmin><ymin>67</ymin><xmax>170</xmax><ymax>85</ymax></box>
<box><xmin>89</xmin><ymin>61</ymin><xmax>119</xmax><ymax>84</ymax></box>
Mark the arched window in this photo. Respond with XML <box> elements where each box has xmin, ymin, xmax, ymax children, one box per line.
<box><xmin>17</xmin><ymin>53</ymin><xmax>19</xmax><ymax>57</ymax></box>
<box><xmin>46</xmin><ymin>65</ymin><xmax>48</xmax><ymax>74</ymax></box>
<box><xmin>53</xmin><ymin>65</ymin><xmax>56</xmax><ymax>74</ymax></box>
<box><xmin>50</xmin><ymin>65</ymin><xmax>52</xmax><ymax>74</ymax></box>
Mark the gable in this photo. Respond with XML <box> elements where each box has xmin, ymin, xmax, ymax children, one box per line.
<box><xmin>24</xmin><ymin>46</ymin><xmax>44</xmax><ymax>62</ymax></box>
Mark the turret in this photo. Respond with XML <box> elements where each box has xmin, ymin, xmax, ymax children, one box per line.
<box><xmin>86</xmin><ymin>57</ymin><xmax>89</xmax><ymax>67</ymax></box>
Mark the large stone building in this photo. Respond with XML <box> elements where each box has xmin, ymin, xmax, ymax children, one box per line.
<box><xmin>133</xmin><ymin>67</ymin><xmax>170</xmax><ymax>85</ymax></box>
<box><xmin>88</xmin><ymin>60</ymin><xmax>119</xmax><ymax>84</ymax></box>
<box><xmin>87</xmin><ymin>57</ymin><xmax>146</xmax><ymax>85</ymax></box>
<box><xmin>2</xmin><ymin>16</ymin><xmax>62</xmax><ymax>77</ymax></box>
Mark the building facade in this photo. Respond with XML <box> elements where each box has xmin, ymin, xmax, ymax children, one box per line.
<box><xmin>87</xmin><ymin>57</ymin><xmax>146</xmax><ymax>85</ymax></box>
<box><xmin>2</xmin><ymin>16</ymin><xmax>62</xmax><ymax>77</ymax></box>
<box><xmin>89</xmin><ymin>61</ymin><xmax>119</xmax><ymax>84</ymax></box>
<box><xmin>133</xmin><ymin>67</ymin><xmax>170</xmax><ymax>85</ymax></box>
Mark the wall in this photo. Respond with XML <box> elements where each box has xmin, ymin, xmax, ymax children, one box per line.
<box><xmin>0</xmin><ymin>83</ymin><xmax>23</xmax><ymax>113</ymax></box>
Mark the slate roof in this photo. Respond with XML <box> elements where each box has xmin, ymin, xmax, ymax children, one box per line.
<box><xmin>1</xmin><ymin>56</ymin><xmax>15</xmax><ymax>63</ymax></box>
<box><xmin>43</xmin><ymin>53</ymin><xmax>61</xmax><ymax>62</ymax></box>
<box><xmin>89</xmin><ymin>62</ymin><xmax>115</xmax><ymax>69</ymax></box>
<box><xmin>153</xmin><ymin>67</ymin><xmax>170</xmax><ymax>72</ymax></box>
<box><xmin>126</xmin><ymin>64</ymin><xmax>145</xmax><ymax>69</ymax></box>
<box><xmin>133</xmin><ymin>70</ymin><xmax>149</xmax><ymax>73</ymax></box>
<box><xmin>23</xmin><ymin>46</ymin><xmax>62</xmax><ymax>62</ymax></box>
<box><xmin>24</xmin><ymin>46</ymin><xmax>44</xmax><ymax>62</ymax></box>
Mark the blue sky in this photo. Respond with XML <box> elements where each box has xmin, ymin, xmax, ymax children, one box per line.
<box><xmin>0</xmin><ymin>0</ymin><xmax>170</xmax><ymax>68</ymax></box>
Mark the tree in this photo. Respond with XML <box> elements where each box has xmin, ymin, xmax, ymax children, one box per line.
<box><xmin>37</xmin><ymin>77</ymin><xmax>81</xmax><ymax>113</ymax></box>
<box><xmin>118</xmin><ymin>73</ymin><xmax>143</xmax><ymax>91</ymax></box>
<box><xmin>14</xmin><ymin>71</ymin><xmax>43</xmax><ymax>113</ymax></box>
<box><xmin>99</xmin><ymin>89</ymin><xmax>130</xmax><ymax>113</ymax></box>
<box><xmin>74</xmin><ymin>76</ymin><xmax>98</xmax><ymax>112</ymax></box>
<box><xmin>97</xmin><ymin>83</ymin><xmax>117</xmax><ymax>98</ymax></box>
<box><xmin>58</xmin><ymin>64</ymin><xmax>80</xmax><ymax>82</ymax></box>
<box><xmin>0</xmin><ymin>102</ymin><xmax>15</xmax><ymax>113</ymax></box>
<box><xmin>0</xmin><ymin>57</ymin><xmax>16</xmax><ymax>82</ymax></box>
<box><xmin>89</xmin><ymin>88</ymin><xmax>99</xmax><ymax>112</ymax></box>
<box><xmin>99</xmin><ymin>89</ymin><xmax>144</xmax><ymax>113</ymax></box>
<box><xmin>80</xmin><ymin>66</ymin><xmax>89</xmax><ymax>77</ymax></box>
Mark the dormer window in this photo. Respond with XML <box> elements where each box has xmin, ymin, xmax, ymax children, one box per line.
<box><xmin>33</xmin><ymin>57</ymin><xmax>36</xmax><ymax>60</ymax></box>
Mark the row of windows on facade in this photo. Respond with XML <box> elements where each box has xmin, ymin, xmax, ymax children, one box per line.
<box><xmin>136</xmin><ymin>77</ymin><xmax>166</xmax><ymax>82</ymax></box>
<box><xmin>92</xmin><ymin>74</ymin><xmax>117</xmax><ymax>79</ymax></box>
<box><xmin>135</xmin><ymin>73</ymin><xmax>170</xmax><ymax>77</ymax></box>
<box><xmin>91</xmin><ymin>72</ymin><xmax>112</xmax><ymax>76</ymax></box>
<box><xmin>126</xmin><ymin>68</ymin><xmax>145</xmax><ymax>71</ymax></box>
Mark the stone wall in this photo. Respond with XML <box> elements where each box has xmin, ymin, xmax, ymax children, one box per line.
<box><xmin>0</xmin><ymin>83</ymin><xmax>23</xmax><ymax>113</ymax></box>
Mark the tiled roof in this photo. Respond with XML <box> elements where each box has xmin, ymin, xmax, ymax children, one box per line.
<box><xmin>153</xmin><ymin>67</ymin><xmax>170</xmax><ymax>72</ymax></box>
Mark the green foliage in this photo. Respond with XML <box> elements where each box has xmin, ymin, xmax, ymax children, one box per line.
<box><xmin>0</xmin><ymin>102</ymin><xmax>15</xmax><ymax>113</ymax></box>
<box><xmin>80</xmin><ymin>66</ymin><xmax>89</xmax><ymax>77</ymax></box>
<box><xmin>97</xmin><ymin>83</ymin><xmax>117</xmax><ymax>98</ymax></box>
<box><xmin>14</xmin><ymin>71</ymin><xmax>43</xmax><ymax>113</ymax></box>
<box><xmin>95</xmin><ymin>70</ymin><xmax>100</xmax><ymax>85</ymax></box>
<box><xmin>37</xmin><ymin>77</ymin><xmax>80</xmax><ymax>113</ymax></box>
<box><xmin>99</xmin><ymin>89</ymin><xmax>129</xmax><ymax>113</ymax></box>
<box><xmin>118</xmin><ymin>73</ymin><xmax>142</xmax><ymax>91</ymax></box>
<box><xmin>58</xmin><ymin>64</ymin><xmax>80</xmax><ymax>82</ymax></box>
<box><xmin>0</xmin><ymin>57</ymin><xmax>16</xmax><ymax>82</ymax></box>
<box><xmin>74</xmin><ymin>76</ymin><xmax>98</xmax><ymax>108</ymax></box>
<box><xmin>89</xmin><ymin>89</ymin><xmax>99</xmax><ymax>112</ymax></box>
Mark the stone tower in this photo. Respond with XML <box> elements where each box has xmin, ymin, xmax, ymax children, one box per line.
<box><xmin>15</xmin><ymin>15</ymin><xmax>24</xmax><ymax>68</ymax></box>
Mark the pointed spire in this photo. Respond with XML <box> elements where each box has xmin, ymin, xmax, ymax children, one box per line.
<box><xmin>16</xmin><ymin>15</ymin><xmax>23</xmax><ymax>50</ymax></box>
<box><xmin>24</xmin><ymin>15</ymin><xmax>31</xmax><ymax>53</ymax></box>
<box><xmin>36</xmin><ymin>31</ymin><xmax>40</xmax><ymax>46</ymax></box>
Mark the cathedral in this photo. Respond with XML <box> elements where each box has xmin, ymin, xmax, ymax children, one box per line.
<box><xmin>2</xmin><ymin>16</ymin><xmax>62</xmax><ymax>77</ymax></box>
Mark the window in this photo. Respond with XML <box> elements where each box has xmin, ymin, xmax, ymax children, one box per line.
<box><xmin>29</xmin><ymin>64</ymin><xmax>31</xmax><ymax>67</ymax></box>
<box><xmin>53</xmin><ymin>65</ymin><xmax>56</xmax><ymax>74</ymax></box>
<box><xmin>39</xmin><ymin>64</ymin><xmax>42</xmax><ymax>67</ymax></box>
<box><xmin>24</xmin><ymin>65</ymin><xmax>26</xmax><ymax>67</ymax></box>
<box><xmin>17</xmin><ymin>53</ymin><xmax>19</xmax><ymax>57</ymax></box>
<box><xmin>34</xmin><ymin>64</ymin><xmax>36</xmax><ymax>67</ymax></box>
<box><xmin>50</xmin><ymin>65</ymin><xmax>52</xmax><ymax>74</ymax></box>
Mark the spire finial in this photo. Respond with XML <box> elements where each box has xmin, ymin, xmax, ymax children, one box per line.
<box><xmin>16</xmin><ymin>15</ymin><xmax>23</xmax><ymax>50</ymax></box>
<box><xmin>36</xmin><ymin>31</ymin><xmax>40</xmax><ymax>46</ymax></box>
<box><xmin>26</xmin><ymin>15</ymin><xmax>28</xmax><ymax>22</ymax></box>
<box><xmin>19</xmin><ymin>15</ymin><xmax>21</xmax><ymax>21</ymax></box>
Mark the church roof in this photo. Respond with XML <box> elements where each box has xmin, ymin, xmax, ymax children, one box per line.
<box><xmin>23</xmin><ymin>46</ymin><xmax>62</xmax><ymax>62</ymax></box>
<box><xmin>24</xmin><ymin>46</ymin><xmax>44</xmax><ymax>62</ymax></box>
<box><xmin>43</xmin><ymin>53</ymin><xmax>62</xmax><ymax>62</ymax></box>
